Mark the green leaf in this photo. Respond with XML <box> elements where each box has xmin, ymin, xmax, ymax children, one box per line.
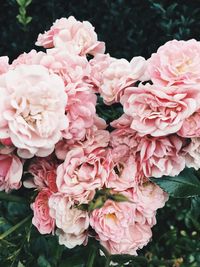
<box><xmin>17</xmin><ymin>261</ymin><xmax>25</xmax><ymax>267</ymax></box>
<box><xmin>37</xmin><ymin>255</ymin><xmax>51</xmax><ymax>267</ymax></box>
<box><xmin>59</xmin><ymin>256</ymin><xmax>85</xmax><ymax>267</ymax></box>
<box><xmin>151</xmin><ymin>168</ymin><xmax>200</xmax><ymax>198</ymax></box>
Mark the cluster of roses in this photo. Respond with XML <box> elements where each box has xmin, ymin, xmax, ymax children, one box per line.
<box><xmin>1</xmin><ymin>16</ymin><xmax>199</xmax><ymax>256</ymax></box>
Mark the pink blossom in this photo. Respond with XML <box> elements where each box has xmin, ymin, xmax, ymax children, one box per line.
<box><xmin>90</xmin><ymin>54</ymin><xmax>147</xmax><ymax>104</ymax></box>
<box><xmin>105</xmin><ymin>151</ymin><xmax>139</xmax><ymax>191</ymax></box>
<box><xmin>90</xmin><ymin>196</ymin><xmax>151</xmax><ymax>255</ymax></box>
<box><xmin>63</xmin><ymin>84</ymin><xmax>97</xmax><ymax>141</ymax></box>
<box><xmin>24</xmin><ymin>156</ymin><xmax>58</xmax><ymax>192</ymax></box>
<box><xmin>55</xmin><ymin>122</ymin><xmax>109</xmax><ymax>160</ymax></box>
<box><xmin>148</xmin><ymin>39</ymin><xmax>200</xmax><ymax>86</ymax></box>
<box><xmin>136</xmin><ymin>134</ymin><xmax>186</xmax><ymax>178</ymax></box>
<box><xmin>0</xmin><ymin>64</ymin><xmax>68</xmax><ymax>158</ymax></box>
<box><xmin>32</xmin><ymin>189</ymin><xmax>55</xmax><ymax>234</ymax></box>
<box><xmin>40</xmin><ymin>48</ymin><xmax>91</xmax><ymax>85</ymax></box>
<box><xmin>90</xmin><ymin>185</ymin><xmax>167</xmax><ymax>255</ymax></box>
<box><xmin>184</xmin><ymin>138</ymin><xmax>200</xmax><ymax>170</ymax></box>
<box><xmin>36</xmin><ymin>16</ymin><xmax>105</xmax><ymax>56</ymax></box>
<box><xmin>0</xmin><ymin>56</ymin><xmax>9</xmax><ymax>74</ymax></box>
<box><xmin>178</xmin><ymin>110</ymin><xmax>200</xmax><ymax>137</ymax></box>
<box><xmin>49</xmin><ymin>193</ymin><xmax>89</xmax><ymax>248</ymax></box>
<box><xmin>133</xmin><ymin>182</ymin><xmax>168</xmax><ymax>222</ymax></box>
<box><xmin>11</xmin><ymin>50</ymin><xmax>45</xmax><ymax>68</ymax></box>
<box><xmin>56</xmin><ymin>147</ymin><xmax>108</xmax><ymax>204</ymax></box>
<box><xmin>121</xmin><ymin>83</ymin><xmax>199</xmax><ymax>136</ymax></box>
<box><xmin>0</xmin><ymin>154</ymin><xmax>22</xmax><ymax>192</ymax></box>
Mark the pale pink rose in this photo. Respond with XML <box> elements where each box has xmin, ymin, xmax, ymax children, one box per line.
<box><xmin>121</xmin><ymin>83</ymin><xmax>199</xmax><ymax>136</ymax></box>
<box><xmin>132</xmin><ymin>182</ymin><xmax>168</xmax><ymax>222</ymax></box>
<box><xmin>63</xmin><ymin>84</ymin><xmax>97</xmax><ymax>141</ymax></box>
<box><xmin>136</xmin><ymin>134</ymin><xmax>186</xmax><ymax>178</ymax></box>
<box><xmin>0</xmin><ymin>64</ymin><xmax>68</xmax><ymax>158</ymax></box>
<box><xmin>24</xmin><ymin>156</ymin><xmax>58</xmax><ymax>192</ymax></box>
<box><xmin>0</xmin><ymin>56</ymin><xmax>9</xmax><ymax>74</ymax></box>
<box><xmin>90</xmin><ymin>197</ymin><xmax>152</xmax><ymax>255</ymax></box>
<box><xmin>36</xmin><ymin>16</ymin><xmax>105</xmax><ymax>56</ymax></box>
<box><xmin>32</xmin><ymin>189</ymin><xmax>55</xmax><ymax>234</ymax></box>
<box><xmin>0</xmin><ymin>154</ymin><xmax>23</xmax><ymax>192</ymax></box>
<box><xmin>90</xmin><ymin>54</ymin><xmax>147</xmax><ymax>104</ymax></box>
<box><xmin>56</xmin><ymin>147</ymin><xmax>108</xmax><ymax>204</ymax></box>
<box><xmin>178</xmin><ymin>110</ymin><xmax>200</xmax><ymax>137</ymax></box>
<box><xmin>105</xmin><ymin>151</ymin><xmax>139</xmax><ymax>191</ymax></box>
<box><xmin>184</xmin><ymin>138</ymin><xmax>200</xmax><ymax>170</ymax></box>
<box><xmin>148</xmin><ymin>39</ymin><xmax>200</xmax><ymax>86</ymax></box>
<box><xmin>40</xmin><ymin>48</ymin><xmax>91</xmax><ymax>85</ymax></box>
<box><xmin>110</xmin><ymin>114</ymin><xmax>138</xmax><ymax>161</ymax></box>
<box><xmin>11</xmin><ymin>50</ymin><xmax>45</xmax><ymax>68</ymax></box>
<box><xmin>49</xmin><ymin>193</ymin><xmax>89</xmax><ymax>248</ymax></box>
<box><xmin>56</xmin><ymin>127</ymin><xmax>109</xmax><ymax>160</ymax></box>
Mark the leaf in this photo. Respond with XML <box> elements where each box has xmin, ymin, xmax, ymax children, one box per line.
<box><xmin>151</xmin><ymin>168</ymin><xmax>200</xmax><ymax>198</ymax></box>
<box><xmin>37</xmin><ymin>255</ymin><xmax>51</xmax><ymax>267</ymax></box>
<box><xmin>17</xmin><ymin>261</ymin><xmax>25</xmax><ymax>267</ymax></box>
<box><xmin>59</xmin><ymin>256</ymin><xmax>85</xmax><ymax>267</ymax></box>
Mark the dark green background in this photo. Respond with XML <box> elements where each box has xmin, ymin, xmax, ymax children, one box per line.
<box><xmin>0</xmin><ymin>1</ymin><xmax>200</xmax><ymax>266</ymax></box>
<box><xmin>1</xmin><ymin>0</ymin><xmax>200</xmax><ymax>61</ymax></box>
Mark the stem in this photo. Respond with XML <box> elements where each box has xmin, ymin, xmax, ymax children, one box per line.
<box><xmin>0</xmin><ymin>192</ymin><xmax>27</xmax><ymax>203</ymax></box>
<box><xmin>0</xmin><ymin>214</ymin><xmax>32</xmax><ymax>240</ymax></box>
<box><xmin>86</xmin><ymin>246</ymin><xmax>97</xmax><ymax>267</ymax></box>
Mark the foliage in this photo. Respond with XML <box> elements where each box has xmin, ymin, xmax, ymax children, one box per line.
<box><xmin>0</xmin><ymin>0</ymin><xmax>200</xmax><ymax>266</ymax></box>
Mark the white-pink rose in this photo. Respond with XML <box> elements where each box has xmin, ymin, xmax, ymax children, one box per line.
<box><xmin>121</xmin><ymin>83</ymin><xmax>199</xmax><ymax>136</ymax></box>
<box><xmin>49</xmin><ymin>193</ymin><xmax>89</xmax><ymax>248</ymax></box>
<box><xmin>0</xmin><ymin>64</ymin><xmax>68</xmax><ymax>158</ymax></box>
<box><xmin>90</xmin><ymin>54</ymin><xmax>147</xmax><ymax>104</ymax></box>
<box><xmin>136</xmin><ymin>134</ymin><xmax>186</xmax><ymax>178</ymax></box>
<box><xmin>0</xmin><ymin>154</ymin><xmax>22</xmax><ymax>192</ymax></box>
<box><xmin>0</xmin><ymin>56</ymin><xmax>9</xmax><ymax>74</ymax></box>
<box><xmin>184</xmin><ymin>138</ymin><xmax>200</xmax><ymax>170</ymax></box>
<box><xmin>90</xmin><ymin>197</ymin><xmax>152</xmax><ymax>255</ymax></box>
<box><xmin>36</xmin><ymin>16</ymin><xmax>105</xmax><ymax>56</ymax></box>
<box><xmin>178</xmin><ymin>110</ymin><xmax>200</xmax><ymax>137</ymax></box>
<box><xmin>56</xmin><ymin>147</ymin><xmax>108</xmax><ymax>204</ymax></box>
<box><xmin>32</xmin><ymin>189</ymin><xmax>55</xmax><ymax>234</ymax></box>
<box><xmin>148</xmin><ymin>39</ymin><xmax>200</xmax><ymax>86</ymax></box>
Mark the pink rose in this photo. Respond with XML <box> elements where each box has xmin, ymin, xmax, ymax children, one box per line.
<box><xmin>178</xmin><ymin>110</ymin><xmax>200</xmax><ymax>137</ymax></box>
<box><xmin>90</xmin><ymin>197</ymin><xmax>152</xmax><ymax>255</ymax></box>
<box><xmin>105</xmin><ymin>151</ymin><xmax>139</xmax><ymax>191</ymax></box>
<box><xmin>133</xmin><ymin>182</ymin><xmax>168</xmax><ymax>222</ymax></box>
<box><xmin>36</xmin><ymin>16</ymin><xmax>105</xmax><ymax>56</ymax></box>
<box><xmin>121</xmin><ymin>83</ymin><xmax>199</xmax><ymax>136</ymax></box>
<box><xmin>40</xmin><ymin>48</ymin><xmax>91</xmax><ymax>85</ymax></box>
<box><xmin>0</xmin><ymin>56</ymin><xmax>9</xmax><ymax>74</ymax></box>
<box><xmin>90</xmin><ymin>54</ymin><xmax>147</xmax><ymax>104</ymax></box>
<box><xmin>32</xmin><ymin>189</ymin><xmax>55</xmax><ymax>234</ymax></box>
<box><xmin>148</xmin><ymin>39</ymin><xmax>200</xmax><ymax>86</ymax></box>
<box><xmin>184</xmin><ymin>138</ymin><xmax>200</xmax><ymax>170</ymax></box>
<box><xmin>49</xmin><ymin>193</ymin><xmax>89</xmax><ymax>248</ymax></box>
<box><xmin>0</xmin><ymin>154</ymin><xmax>22</xmax><ymax>192</ymax></box>
<box><xmin>56</xmin><ymin>125</ymin><xmax>109</xmax><ymax>160</ymax></box>
<box><xmin>64</xmin><ymin>85</ymin><xmax>97</xmax><ymax>141</ymax></box>
<box><xmin>0</xmin><ymin>64</ymin><xmax>68</xmax><ymax>158</ymax></box>
<box><xmin>136</xmin><ymin>134</ymin><xmax>186</xmax><ymax>178</ymax></box>
<box><xmin>24</xmin><ymin>156</ymin><xmax>58</xmax><ymax>192</ymax></box>
<box><xmin>11</xmin><ymin>50</ymin><xmax>45</xmax><ymax>68</ymax></box>
<box><xmin>56</xmin><ymin>147</ymin><xmax>108</xmax><ymax>204</ymax></box>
